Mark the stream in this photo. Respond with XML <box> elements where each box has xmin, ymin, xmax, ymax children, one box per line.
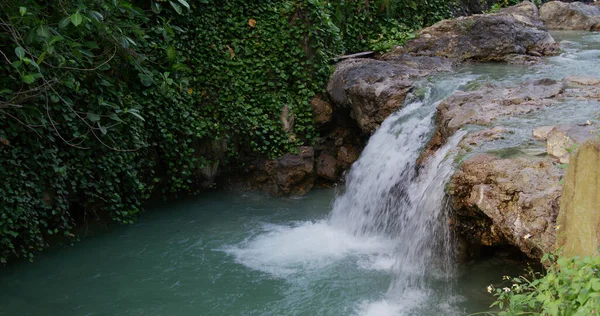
<box><xmin>1</xmin><ymin>31</ymin><xmax>600</xmax><ymax>316</ymax></box>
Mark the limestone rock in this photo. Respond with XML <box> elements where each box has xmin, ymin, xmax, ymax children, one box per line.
<box><xmin>420</xmin><ymin>78</ymin><xmax>564</xmax><ymax>164</ymax></box>
<box><xmin>311</xmin><ymin>94</ymin><xmax>333</xmax><ymax>126</ymax></box>
<box><xmin>546</xmin><ymin>124</ymin><xmax>597</xmax><ymax>163</ymax></box>
<box><xmin>337</xmin><ymin>144</ymin><xmax>360</xmax><ymax>169</ymax></box>
<box><xmin>540</xmin><ymin>1</ymin><xmax>600</xmax><ymax>31</ymax></box>
<box><xmin>450</xmin><ymin>154</ymin><xmax>564</xmax><ymax>259</ymax></box>
<box><xmin>556</xmin><ymin>139</ymin><xmax>600</xmax><ymax>257</ymax></box>
<box><xmin>263</xmin><ymin>146</ymin><xmax>315</xmax><ymax>196</ymax></box>
<box><xmin>316</xmin><ymin>154</ymin><xmax>339</xmax><ymax>182</ymax></box>
<box><xmin>564</xmin><ymin>75</ymin><xmax>600</xmax><ymax>86</ymax></box>
<box><xmin>327</xmin><ymin>57</ymin><xmax>451</xmax><ymax>134</ymax></box>
<box><xmin>393</xmin><ymin>2</ymin><xmax>560</xmax><ymax>62</ymax></box>
<box><xmin>533</xmin><ymin>125</ymin><xmax>556</xmax><ymax>140</ymax></box>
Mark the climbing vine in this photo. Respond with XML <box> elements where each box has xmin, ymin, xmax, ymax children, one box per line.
<box><xmin>0</xmin><ymin>0</ymin><xmax>455</xmax><ymax>263</ymax></box>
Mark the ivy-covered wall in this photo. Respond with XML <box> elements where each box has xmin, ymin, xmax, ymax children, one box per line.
<box><xmin>0</xmin><ymin>0</ymin><xmax>456</xmax><ymax>263</ymax></box>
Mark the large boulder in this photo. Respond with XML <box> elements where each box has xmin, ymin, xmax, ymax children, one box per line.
<box><xmin>327</xmin><ymin>56</ymin><xmax>452</xmax><ymax>134</ymax></box>
<box><xmin>540</xmin><ymin>1</ymin><xmax>600</xmax><ymax>31</ymax></box>
<box><xmin>556</xmin><ymin>139</ymin><xmax>600</xmax><ymax>257</ymax></box>
<box><xmin>450</xmin><ymin>154</ymin><xmax>564</xmax><ymax>259</ymax></box>
<box><xmin>392</xmin><ymin>2</ymin><xmax>560</xmax><ymax>62</ymax></box>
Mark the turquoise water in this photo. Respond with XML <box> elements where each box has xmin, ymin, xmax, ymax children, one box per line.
<box><xmin>0</xmin><ymin>190</ymin><xmax>524</xmax><ymax>316</ymax></box>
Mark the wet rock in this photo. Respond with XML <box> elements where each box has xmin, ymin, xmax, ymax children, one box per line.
<box><xmin>392</xmin><ymin>2</ymin><xmax>560</xmax><ymax>62</ymax></box>
<box><xmin>449</xmin><ymin>154</ymin><xmax>564</xmax><ymax>259</ymax></box>
<box><xmin>316</xmin><ymin>154</ymin><xmax>339</xmax><ymax>182</ymax></box>
<box><xmin>327</xmin><ymin>57</ymin><xmax>452</xmax><ymax>134</ymax></box>
<box><xmin>533</xmin><ymin>125</ymin><xmax>556</xmax><ymax>140</ymax></box>
<box><xmin>263</xmin><ymin>146</ymin><xmax>315</xmax><ymax>196</ymax></box>
<box><xmin>420</xmin><ymin>78</ymin><xmax>564</xmax><ymax>164</ymax></box>
<box><xmin>564</xmin><ymin>75</ymin><xmax>600</xmax><ymax>86</ymax></box>
<box><xmin>545</xmin><ymin>124</ymin><xmax>598</xmax><ymax>163</ymax></box>
<box><xmin>461</xmin><ymin>127</ymin><xmax>511</xmax><ymax>147</ymax></box>
<box><xmin>556</xmin><ymin>139</ymin><xmax>600</xmax><ymax>257</ymax></box>
<box><xmin>540</xmin><ymin>1</ymin><xmax>600</xmax><ymax>31</ymax></box>
<box><xmin>311</xmin><ymin>94</ymin><xmax>333</xmax><ymax>126</ymax></box>
<box><xmin>337</xmin><ymin>144</ymin><xmax>360</xmax><ymax>169</ymax></box>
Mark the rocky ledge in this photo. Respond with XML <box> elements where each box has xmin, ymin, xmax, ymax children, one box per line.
<box><xmin>443</xmin><ymin>75</ymin><xmax>600</xmax><ymax>260</ymax></box>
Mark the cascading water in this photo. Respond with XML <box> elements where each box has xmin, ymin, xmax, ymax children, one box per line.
<box><xmin>330</xmin><ymin>78</ymin><xmax>469</xmax><ymax>315</ymax></box>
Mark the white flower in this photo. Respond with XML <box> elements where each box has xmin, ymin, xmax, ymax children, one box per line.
<box><xmin>503</xmin><ymin>275</ymin><xmax>510</xmax><ymax>280</ymax></box>
<box><xmin>523</xmin><ymin>233</ymin><xmax>532</xmax><ymax>240</ymax></box>
<box><xmin>487</xmin><ymin>285</ymin><xmax>493</xmax><ymax>293</ymax></box>
<box><xmin>503</xmin><ymin>287</ymin><xmax>511</xmax><ymax>292</ymax></box>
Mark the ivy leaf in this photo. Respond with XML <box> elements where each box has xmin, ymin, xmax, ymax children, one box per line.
<box><xmin>177</xmin><ymin>0</ymin><xmax>190</xmax><ymax>9</ymax></box>
<box><xmin>128</xmin><ymin>109</ymin><xmax>145</xmax><ymax>121</ymax></box>
<box><xmin>100</xmin><ymin>125</ymin><xmax>107</xmax><ymax>135</ymax></box>
<box><xmin>89</xmin><ymin>11</ymin><xmax>104</xmax><ymax>21</ymax></box>
<box><xmin>87</xmin><ymin>113</ymin><xmax>101</xmax><ymax>122</ymax></box>
<box><xmin>169</xmin><ymin>1</ymin><xmax>183</xmax><ymax>14</ymax></box>
<box><xmin>151</xmin><ymin>1</ymin><xmax>162</xmax><ymax>14</ymax></box>
<box><xmin>14</xmin><ymin>46</ymin><xmax>25</xmax><ymax>60</ymax></box>
<box><xmin>59</xmin><ymin>17</ymin><xmax>71</xmax><ymax>28</ymax></box>
<box><xmin>139</xmin><ymin>74</ymin><xmax>153</xmax><ymax>87</ymax></box>
<box><xmin>166</xmin><ymin>45</ymin><xmax>177</xmax><ymax>62</ymax></box>
<box><xmin>19</xmin><ymin>6</ymin><xmax>27</xmax><ymax>16</ymax></box>
<box><xmin>71</xmin><ymin>12</ymin><xmax>83</xmax><ymax>26</ymax></box>
<box><xmin>21</xmin><ymin>74</ymin><xmax>37</xmax><ymax>84</ymax></box>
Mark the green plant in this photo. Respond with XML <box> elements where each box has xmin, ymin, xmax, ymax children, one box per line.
<box><xmin>480</xmin><ymin>253</ymin><xmax>600</xmax><ymax>315</ymax></box>
<box><xmin>0</xmin><ymin>0</ymin><xmax>457</xmax><ymax>263</ymax></box>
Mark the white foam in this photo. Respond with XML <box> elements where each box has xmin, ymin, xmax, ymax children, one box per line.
<box><xmin>356</xmin><ymin>290</ymin><xmax>428</xmax><ymax>316</ymax></box>
<box><xmin>222</xmin><ymin>220</ymin><xmax>395</xmax><ymax>278</ymax></box>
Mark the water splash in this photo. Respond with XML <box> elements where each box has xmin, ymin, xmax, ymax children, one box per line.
<box><xmin>330</xmin><ymin>80</ymin><xmax>467</xmax><ymax>314</ymax></box>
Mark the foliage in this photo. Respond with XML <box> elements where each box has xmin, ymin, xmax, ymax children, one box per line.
<box><xmin>0</xmin><ymin>0</ymin><xmax>456</xmax><ymax>264</ymax></box>
<box><xmin>484</xmin><ymin>253</ymin><xmax>600</xmax><ymax>315</ymax></box>
<box><xmin>485</xmin><ymin>0</ymin><xmax>522</xmax><ymax>14</ymax></box>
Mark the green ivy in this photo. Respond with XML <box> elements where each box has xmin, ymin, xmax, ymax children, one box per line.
<box><xmin>0</xmin><ymin>0</ymin><xmax>454</xmax><ymax>263</ymax></box>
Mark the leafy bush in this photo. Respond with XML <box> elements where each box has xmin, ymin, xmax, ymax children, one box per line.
<box><xmin>0</xmin><ymin>0</ymin><xmax>455</xmax><ymax>263</ymax></box>
<box><xmin>484</xmin><ymin>253</ymin><xmax>600</xmax><ymax>315</ymax></box>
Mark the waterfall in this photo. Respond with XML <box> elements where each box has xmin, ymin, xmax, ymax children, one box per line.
<box><xmin>330</xmin><ymin>80</ymin><xmax>467</xmax><ymax>313</ymax></box>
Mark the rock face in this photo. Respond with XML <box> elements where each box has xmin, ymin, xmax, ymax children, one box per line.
<box><xmin>327</xmin><ymin>56</ymin><xmax>452</xmax><ymax>134</ymax></box>
<box><xmin>450</xmin><ymin>154</ymin><xmax>564</xmax><ymax>259</ymax></box>
<box><xmin>556</xmin><ymin>139</ymin><xmax>600</xmax><ymax>257</ymax></box>
<box><xmin>261</xmin><ymin>146</ymin><xmax>316</xmax><ymax>196</ymax></box>
<box><xmin>393</xmin><ymin>2</ymin><xmax>560</xmax><ymax>63</ymax></box>
<box><xmin>540</xmin><ymin>1</ymin><xmax>600</xmax><ymax>31</ymax></box>
<box><xmin>311</xmin><ymin>94</ymin><xmax>333</xmax><ymax>126</ymax></box>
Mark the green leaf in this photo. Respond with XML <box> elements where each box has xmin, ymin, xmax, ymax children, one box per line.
<box><xmin>169</xmin><ymin>1</ymin><xmax>183</xmax><ymax>14</ymax></box>
<box><xmin>177</xmin><ymin>0</ymin><xmax>190</xmax><ymax>9</ymax></box>
<box><xmin>14</xmin><ymin>46</ymin><xmax>25</xmax><ymax>60</ymax></box>
<box><xmin>87</xmin><ymin>113</ymin><xmax>101</xmax><ymax>122</ymax></box>
<box><xmin>139</xmin><ymin>74</ymin><xmax>153</xmax><ymax>87</ymax></box>
<box><xmin>100</xmin><ymin>126</ymin><xmax>107</xmax><ymax>135</ymax></box>
<box><xmin>89</xmin><ymin>11</ymin><xmax>104</xmax><ymax>21</ymax></box>
<box><xmin>151</xmin><ymin>1</ymin><xmax>162</xmax><ymax>13</ymax></box>
<box><xmin>128</xmin><ymin>111</ymin><xmax>145</xmax><ymax>121</ymax></box>
<box><xmin>59</xmin><ymin>17</ymin><xmax>71</xmax><ymax>28</ymax></box>
<box><xmin>19</xmin><ymin>6</ymin><xmax>27</xmax><ymax>16</ymax></box>
<box><xmin>71</xmin><ymin>12</ymin><xmax>83</xmax><ymax>26</ymax></box>
<box><xmin>21</xmin><ymin>74</ymin><xmax>36</xmax><ymax>84</ymax></box>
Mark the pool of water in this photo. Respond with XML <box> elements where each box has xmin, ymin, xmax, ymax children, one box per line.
<box><xmin>0</xmin><ymin>189</ymin><xmax>526</xmax><ymax>316</ymax></box>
